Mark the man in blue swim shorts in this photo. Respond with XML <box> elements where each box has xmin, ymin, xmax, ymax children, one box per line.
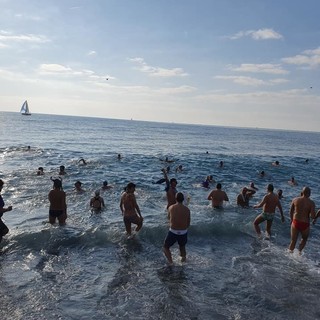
<box><xmin>163</xmin><ymin>192</ymin><xmax>191</xmax><ymax>265</ymax></box>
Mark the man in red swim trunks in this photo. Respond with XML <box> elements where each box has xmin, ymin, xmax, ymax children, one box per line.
<box><xmin>289</xmin><ymin>187</ymin><xmax>316</xmax><ymax>254</ymax></box>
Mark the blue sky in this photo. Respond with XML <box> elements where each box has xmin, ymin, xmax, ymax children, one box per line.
<box><xmin>1</xmin><ymin>0</ymin><xmax>320</xmax><ymax>131</ymax></box>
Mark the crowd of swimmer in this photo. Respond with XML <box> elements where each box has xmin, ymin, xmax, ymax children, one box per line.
<box><xmin>1</xmin><ymin>155</ymin><xmax>319</xmax><ymax>265</ymax></box>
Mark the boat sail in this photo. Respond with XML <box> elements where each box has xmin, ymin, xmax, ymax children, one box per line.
<box><xmin>20</xmin><ymin>100</ymin><xmax>31</xmax><ymax>115</ymax></box>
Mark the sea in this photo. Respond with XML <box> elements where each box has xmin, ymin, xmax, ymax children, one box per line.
<box><xmin>1</xmin><ymin>111</ymin><xmax>320</xmax><ymax>320</ymax></box>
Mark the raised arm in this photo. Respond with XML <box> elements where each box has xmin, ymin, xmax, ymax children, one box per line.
<box><xmin>162</xmin><ymin>168</ymin><xmax>170</xmax><ymax>185</ymax></box>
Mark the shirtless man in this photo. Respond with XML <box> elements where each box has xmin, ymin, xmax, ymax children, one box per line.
<box><xmin>48</xmin><ymin>179</ymin><xmax>67</xmax><ymax>225</ymax></box>
<box><xmin>0</xmin><ymin>179</ymin><xmax>12</xmax><ymax>243</ymax></box>
<box><xmin>163</xmin><ymin>192</ymin><xmax>191</xmax><ymax>265</ymax></box>
<box><xmin>207</xmin><ymin>183</ymin><xmax>229</xmax><ymax>209</ymax></box>
<box><xmin>237</xmin><ymin>187</ymin><xmax>256</xmax><ymax>208</ymax></box>
<box><xmin>288</xmin><ymin>187</ymin><xmax>316</xmax><ymax>254</ymax></box>
<box><xmin>162</xmin><ymin>168</ymin><xmax>178</xmax><ymax>209</ymax></box>
<box><xmin>101</xmin><ymin>180</ymin><xmax>113</xmax><ymax>190</ymax></box>
<box><xmin>253</xmin><ymin>184</ymin><xmax>284</xmax><ymax>238</ymax></box>
<box><xmin>59</xmin><ymin>165</ymin><xmax>66</xmax><ymax>175</ymax></box>
<box><xmin>119</xmin><ymin>182</ymin><xmax>143</xmax><ymax>236</ymax></box>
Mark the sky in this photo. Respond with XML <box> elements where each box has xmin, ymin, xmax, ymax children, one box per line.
<box><xmin>0</xmin><ymin>0</ymin><xmax>320</xmax><ymax>132</ymax></box>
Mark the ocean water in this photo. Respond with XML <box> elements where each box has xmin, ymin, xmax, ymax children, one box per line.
<box><xmin>1</xmin><ymin>111</ymin><xmax>320</xmax><ymax>320</ymax></box>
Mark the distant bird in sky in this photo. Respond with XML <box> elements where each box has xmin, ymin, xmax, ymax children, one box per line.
<box><xmin>106</xmin><ymin>78</ymin><xmax>109</xmax><ymax>80</ymax></box>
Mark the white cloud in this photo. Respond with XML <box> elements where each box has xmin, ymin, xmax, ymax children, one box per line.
<box><xmin>251</xmin><ymin>28</ymin><xmax>283</xmax><ymax>40</ymax></box>
<box><xmin>39</xmin><ymin>64</ymin><xmax>73</xmax><ymax>74</ymax></box>
<box><xmin>0</xmin><ymin>30</ymin><xmax>49</xmax><ymax>48</ymax></box>
<box><xmin>229</xmin><ymin>63</ymin><xmax>288</xmax><ymax>75</ymax></box>
<box><xmin>215</xmin><ymin>76</ymin><xmax>266</xmax><ymax>86</ymax></box>
<box><xmin>269</xmin><ymin>78</ymin><xmax>289</xmax><ymax>84</ymax></box>
<box><xmin>282</xmin><ymin>47</ymin><xmax>320</xmax><ymax>68</ymax></box>
<box><xmin>128</xmin><ymin>57</ymin><xmax>188</xmax><ymax>77</ymax></box>
<box><xmin>0</xmin><ymin>30</ymin><xmax>49</xmax><ymax>43</ymax></box>
<box><xmin>215</xmin><ymin>75</ymin><xmax>287</xmax><ymax>86</ymax></box>
<box><xmin>14</xmin><ymin>13</ymin><xmax>44</xmax><ymax>21</ymax></box>
<box><xmin>37</xmin><ymin>64</ymin><xmax>114</xmax><ymax>83</ymax></box>
<box><xmin>88</xmin><ymin>50</ymin><xmax>97</xmax><ymax>56</ymax></box>
<box><xmin>229</xmin><ymin>28</ymin><xmax>283</xmax><ymax>40</ymax></box>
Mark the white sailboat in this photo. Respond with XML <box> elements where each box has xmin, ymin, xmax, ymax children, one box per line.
<box><xmin>20</xmin><ymin>100</ymin><xmax>31</xmax><ymax>116</ymax></box>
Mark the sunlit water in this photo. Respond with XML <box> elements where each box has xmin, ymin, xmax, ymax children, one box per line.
<box><xmin>1</xmin><ymin>112</ymin><xmax>320</xmax><ymax>319</ymax></box>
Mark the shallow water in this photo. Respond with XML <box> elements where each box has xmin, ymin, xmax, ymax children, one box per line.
<box><xmin>1</xmin><ymin>112</ymin><xmax>320</xmax><ymax>319</ymax></box>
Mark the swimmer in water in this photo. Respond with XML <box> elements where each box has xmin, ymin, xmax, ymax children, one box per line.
<box><xmin>37</xmin><ymin>167</ymin><xmax>44</xmax><ymax>175</ymax></box>
<box><xmin>59</xmin><ymin>165</ymin><xmax>66</xmax><ymax>175</ymax></box>
<box><xmin>237</xmin><ymin>187</ymin><xmax>256</xmax><ymax>208</ymax></box>
<box><xmin>288</xmin><ymin>177</ymin><xmax>298</xmax><ymax>186</ymax></box>
<box><xmin>289</xmin><ymin>187</ymin><xmax>316</xmax><ymax>254</ymax></box>
<box><xmin>202</xmin><ymin>175</ymin><xmax>215</xmax><ymax>189</ymax></box>
<box><xmin>74</xmin><ymin>181</ymin><xmax>85</xmax><ymax>193</ymax></box>
<box><xmin>253</xmin><ymin>184</ymin><xmax>284</xmax><ymax>238</ymax></box>
<box><xmin>101</xmin><ymin>180</ymin><xmax>113</xmax><ymax>190</ymax></box>
<box><xmin>162</xmin><ymin>168</ymin><xmax>178</xmax><ymax>209</ymax></box>
<box><xmin>78</xmin><ymin>158</ymin><xmax>87</xmax><ymax>165</ymax></box>
<box><xmin>90</xmin><ymin>190</ymin><xmax>105</xmax><ymax>213</ymax></box>
<box><xmin>163</xmin><ymin>192</ymin><xmax>191</xmax><ymax>265</ymax></box>
<box><xmin>48</xmin><ymin>179</ymin><xmax>67</xmax><ymax>225</ymax></box>
<box><xmin>207</xmin><ymin>183</ymin><xmax>229</xmax><ymax>209</ymax></box>
<box><xmin>119</xmin><ymin>182</ymin><xmax>143</xmax><ymax>236</ymax></box>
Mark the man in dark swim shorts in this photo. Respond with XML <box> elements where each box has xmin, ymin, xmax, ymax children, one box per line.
<box><xmin>49</xmin><ymin>209</ymin><xmax>64</xmax><ymax>218</ymax></box>
<box><xmin>48</xmin><ymin>179</ymin><xmax>67</xmax><ymax>225</ymax></box>
<box><xmin>163</xmin><ymin>192</ymin><xmax>191</xmax><ymax>265</ymax></box>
